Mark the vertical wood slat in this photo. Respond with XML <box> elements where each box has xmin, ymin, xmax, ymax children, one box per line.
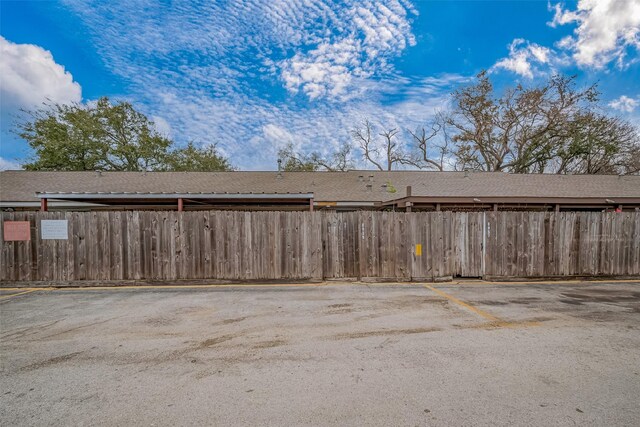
<box><xmin>1</xmin><ymin>211</ymin><xmax>639</xmax><ymax>283</ymax></box>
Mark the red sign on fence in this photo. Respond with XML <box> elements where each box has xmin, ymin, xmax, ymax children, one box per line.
<box><xmin>3</xmin><ymin>221</ymin><xmax>31</xmax><ymax>241</ymax></box>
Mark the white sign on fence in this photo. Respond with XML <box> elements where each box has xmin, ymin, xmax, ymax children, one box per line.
<box><xmin>41</xmin><ymin>220</ymin><xmax>69</xmax><ymax>240</ymax></box>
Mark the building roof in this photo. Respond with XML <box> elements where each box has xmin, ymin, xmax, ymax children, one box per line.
<box><xmin>1</xmin><ymin>170</ymin><xmax>639</xmax><ymax>205</ymax></box>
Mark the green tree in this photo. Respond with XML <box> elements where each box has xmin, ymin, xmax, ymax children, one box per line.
<box><xmin>277</xmin><ymin>144</ymin><xmax>319</xmax><ymax>171</ymax></box>
<box><xmin>555</xmin><ymin>112</ymin><xmax>640</xmax><ymax>174</ymax></box>
<box><xmin>18</xmin><ymin>97</ymin><xmax>233</xmax><ymax>171</ymax></box>
<box><xmin>166</xmin><ymin>142</ymin><xmax>234</xmax><ymax>171</ymax></box>
<box><xmin>277</xmin><ymin>142</ymin><xmax>353</xmax><ymax>171</ymax></box>
<box><xmin>443</xmin><ymin>71</ymin><xmax>640</xmax><ymax>174</ymax></box>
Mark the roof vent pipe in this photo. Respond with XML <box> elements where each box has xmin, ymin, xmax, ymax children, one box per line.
<box><xmin>406</xmin><ymin>186</ymin><xmax>412</xmax><ymax>197</ymax></box>
<box><xmin>358</xmin><ymin>175</ymin><xmax>364</xmax><ymax>182</ymax></box>
<box><xmin>368</xmin><ymin>175</ymin><xmax>374</xmax><ymax>182</ymax></box>
<box><xmin>277</xmin><ymin>158</ymin><xmax>283</xmax><ymax>179</ymax></box>
<box><xmin>464</xmin><ymin>169</ymin><xmax>469</xmax><ymax>178</ymax></box>
<box><xmin>366</xmin><ymin>183</ymin><xmax>373</xmax><ymax>192</ymax></box>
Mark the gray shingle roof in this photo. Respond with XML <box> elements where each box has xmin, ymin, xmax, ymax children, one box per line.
<box><xmin>1</xmin><ymin>170</ymin><xmax>639</xmax><ymax>203</ymax></box>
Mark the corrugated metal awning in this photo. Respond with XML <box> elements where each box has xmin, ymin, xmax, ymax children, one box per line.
<box><xmin>36</xmin><ymin>192</ymin><xmax>315</xmax><ymax>200</ymax></box>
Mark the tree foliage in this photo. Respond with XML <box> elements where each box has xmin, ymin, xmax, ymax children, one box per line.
<box><xmin>277</xmin><ymin>142</ymin><xmax>353</xmax><ymax>172</ymax></box>
<box><xmin>18</xmin><ymin>80</ymin><xmax>638</xmax><ymax>175</ymax></box>
<box><xmin>553</xmin><ymin>112</ymin><xmax>639</xmax><ymax>174</ymax></box>
<box><xmin>299</xmin><ymin>71</ymin><xmax>638</xmax><ymax>174</ymax></box>
<box><xmin>167</xmin><ymin>142</ymin><xmax>234</xmax><ymax>172</ymax></box>
<box><xmin>445</xmin><ymin>71</ymin><xmax>639</xmax><ymax>174</ymax></box>
<box><xmin>18</xmin><ymin>97</ymin><xmax>233</xmax><ymax>172</ymax></box>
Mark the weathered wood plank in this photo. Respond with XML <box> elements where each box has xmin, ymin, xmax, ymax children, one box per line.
<box><xmin>2</xmin><ymin>211</ymin><xmax>639</xmax><ymax>283</ymax></box>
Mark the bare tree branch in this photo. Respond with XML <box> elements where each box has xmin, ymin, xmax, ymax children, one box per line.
<box><xmin>441</xmin><ymin>70</ymin><xmax>638</xmax><ymax>175</ymax></box>
<box><xmin>351</xmin><ymin>119</ymin><xmax>385</xmax><ymax>171</ymax></box>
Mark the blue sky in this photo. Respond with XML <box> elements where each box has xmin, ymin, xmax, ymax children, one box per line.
<box><xmin>1</xmin><ymin>0</ymin><xmax>639</xmax><ymax>170</ymax></box>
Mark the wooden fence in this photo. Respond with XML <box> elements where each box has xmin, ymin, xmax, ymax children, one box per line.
<box><xmin>1</xmin><ymin>211</ymin><xmax>639</xmax><ymax>283</ymax></box>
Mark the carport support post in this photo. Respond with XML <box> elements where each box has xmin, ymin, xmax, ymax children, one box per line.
<box><xmin>309</xmin><ymin>198</ymin><xmax>314</xmax><ymax>212</ymax></box>
<box><xmin>178</xmin><ymin>198</ymin><xmax>184</xmax><ymax>212</ymax></box>
<box><xmin>40</xmin><ymin>198</ymin><xmax>48</xmax><ymax>212</ymax></box>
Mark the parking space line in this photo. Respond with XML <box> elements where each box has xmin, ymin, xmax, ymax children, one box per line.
<box><xmin>0</xmin><ymin>283</ymin><xmax>330</xmax><ymax>293</ymax></box>
<box><xmin>48</xmin><ymin>282</ymin><xmax>334</xmax><ymax>291</ymax></box>
<box><xmin>452</xmin><ymin>279</ymin><xmax>640</xmax><ymax>286</ymax></box>
<box><xmin>0</xmin><ymin>289</ymin><xmax>41</xmax><ymax>301</ymax></box>
<box><xmin>424</xmin><ymin>284</ymin><xmax>501</xmax><ymax>322</ymax></box>
<box><xmin>1</xmin><ymin>278</ymin><xmax>637</xmax><ymax>293</ymax></box>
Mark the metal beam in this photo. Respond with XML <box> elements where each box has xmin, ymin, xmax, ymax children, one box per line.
<box><xmin>36</xmin><ymin>192</ymin><xmax>314</xmax><ymax>200</ymax></box>
<box><xmin>381</xmin><ymin>195</ymin><xmax>640</xmax><ymax>206</ymax></box>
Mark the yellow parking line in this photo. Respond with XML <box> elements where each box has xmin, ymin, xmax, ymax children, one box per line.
<box><xmin>48</xmin><ymin>282</ymin><xmax>333</xmax><ymax>291</ymax></box>
<box><xmin>0</xmin><ymin>289</ymin><xmax>40</xmax><ymax>301</ymax></box>
<box><xmin>0</xmin><ymin>282</ymin><xmax>337</xmax><ymax>293</ymax></box>
<box><xmin>1</xmin><ymin>278</ymin><xmax>637</xmax><ymax>293</ymax></box>
<box><xmin>451</xmin><ymin>279</ymin><xmax>640</xmax><ymax>286</ymax></box>
<box><xmin>424</xmin><ymin>284</ymin><xmax>501</xmax><ymax>322</ymax></box>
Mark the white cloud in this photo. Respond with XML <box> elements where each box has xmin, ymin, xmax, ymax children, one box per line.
<box><xmin>548</xmin><ymin>0</ymin><xmax>640</xmax><ymax>68</ymax></box>
<box><xmin>151</xmin><ymin>115</ymin><xmax>172</xmax><ymax>138</ymax></box>
<box><xmin>63</xmin><ymin>0</ymin><xmax>416</xmax><ymax>102</ymax></box>
<box><xmin>491</xmin><ymin>39</ymin><xmax>556</xmax><ymax>78</ymax></box>
<box><xmin>0</xmin><ymin>157</ymin><xmax>21</xmax><ymax>171</ymax></box>
<box><xmin>57</xmin><ymin>1</ymin><xmax>456</xmax><ymax>170</ymax></box>
<box><xmin>145</xmin><ymin>74</ymin><xmax>457</xmax><ymax>169</ymax></box>
<box><xmin>262</xmin><ymin>123</ymin><xmax>297</xmax><ymax>150</ymax></box>
<box><xmin>494</xmin><ymin>1</ymin><xmax>640</xmax><ymax>77</ymax></box>
<box><xmin>0</xmin><ymin>36</ymin><xmax>81</xmax><ymax>110</ymax></box>
<box><xmin>608</xmin><ymin>95</ymin><xmax>639</xmax><ymax>112</ymax></box>
<box><xmin>281</xmin><ymin>39</ymin><xmax>363</xmax><ymax>100</ymax></box>
<box><xmin>277</xmin><ymin>2</ymin><xmax>417</xmax><ymax>100</ymax></box>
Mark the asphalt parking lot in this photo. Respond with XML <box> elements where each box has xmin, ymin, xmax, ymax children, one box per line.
<box><xmin>1</xmin><ymin>281</ymin><xmax>639</xmax><ymax>426</ymax></box>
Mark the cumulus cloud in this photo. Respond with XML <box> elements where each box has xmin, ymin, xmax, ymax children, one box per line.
<box><xmin>494</xmin><ymin>1</ymin><xmax>640</xmax><ymax>77</ymax></box>
<box><xmin>608</xmin><ymin>95</ymin><xmax>639</xmax><ymax>112</ymax></box>
<box><xmin>0</xmin><ymin>36</ymin><xmax>81</xmax><ymax>110</ymax></box>
<box><xmin>548</xmin><ymin>0</ymin><xmax>640</xmax><ymax>68</ymax></box>
<box><xmin>55</xmin><ymin>0</ymin><xmax>428</xmax><ymax>169</ymax></box>
<box><xmin>279</xmin><ymin>3</ymin><xmax>416</xmax><ymax>100</ymax></box>
<box><xmin>57</xmin><ymin>1</ymin><xmax>468</xmax><ymax>170</ymax></box>
<box><xmin>491</xmin><ymin>39</ymin><xmax>557</xmax><ymax>78</ymax></box>
<box><xmin>281</xmin><ymin>39</ymin><xmax>363</xmax><ymax>100</ymax></box>
<box><xmin>63</xmin><ymin>0</ymin><xmax>416</xmax><ymax>102</ymax></box>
